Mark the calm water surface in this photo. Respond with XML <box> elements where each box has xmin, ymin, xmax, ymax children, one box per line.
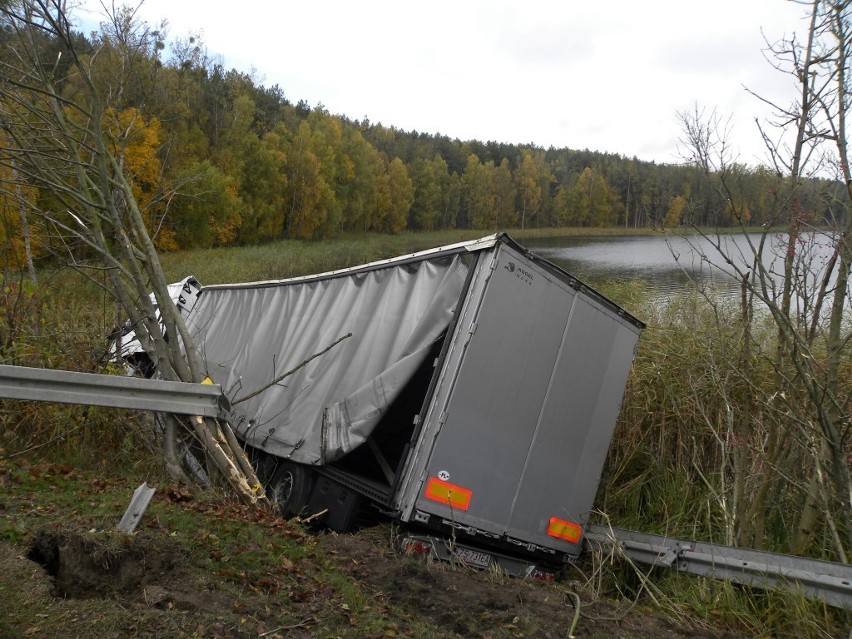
<box><xmin>528</xmin><ymin>233</ymin><xmax>792</xmax><ymax>299</ymax></box>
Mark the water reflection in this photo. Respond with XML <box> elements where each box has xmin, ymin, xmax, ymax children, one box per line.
<box><xmin>528</xmin><ymin>233</ymin><xmax>795</xmax><ymax>300</ymax></box>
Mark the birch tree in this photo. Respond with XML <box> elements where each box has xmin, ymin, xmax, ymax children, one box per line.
<box><xmin>0</xmin><ymin>0</ymin><xmax>267</xmax><ymax>506</ymax></box>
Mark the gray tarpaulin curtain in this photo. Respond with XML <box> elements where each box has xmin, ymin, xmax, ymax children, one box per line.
<box><xmin>187</xmin><ymin>254</ymin><xmax>469</xmax><ymax>464</ymax></box>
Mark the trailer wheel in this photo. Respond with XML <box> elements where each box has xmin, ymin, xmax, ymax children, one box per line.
<box><xmin>270</xmin><ymin>461</ymin><xmax>314</xmax><ymax>517</ymax></box>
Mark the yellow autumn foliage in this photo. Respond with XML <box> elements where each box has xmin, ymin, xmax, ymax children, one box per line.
<box><xmin>0</xmin><ymin>136</ymin><xmax>42</xmax><ymax>268</ymax></box>
<box><xmin>103</xmin><ymin>108</ymin><xmax>169</xmax><ymax>242</ymax></box>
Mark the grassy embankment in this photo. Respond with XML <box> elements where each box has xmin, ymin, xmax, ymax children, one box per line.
<box><xmin>0</xmin><ymin>227</ymin><xmax>848</xmax><ymax>638</ymax></box>
<box><xmin>153</xmin><ymin>227</ymin><xmax>657</xmax><ymax>284</ymax></box>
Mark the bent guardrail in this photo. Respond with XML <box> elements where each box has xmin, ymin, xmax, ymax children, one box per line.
<box><xmin>585</xmin><ymin>525</ymin><xmax>852</xmax><ymax>611</ymax></box>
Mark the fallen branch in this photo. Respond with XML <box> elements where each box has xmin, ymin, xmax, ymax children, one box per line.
<box><xmin>299</xmin><ymin>508</ymin><xmax>329</xmax><ymax>525</ymax></box>
<box><xmin>232</xmin><ymin>333</ymin><xmax>352</xmax><ymax>406</ymax></box>
<box><xmin>258</xmin><ymin>618</ymin><xmax>315</xmax><ymax>637</ymax></box>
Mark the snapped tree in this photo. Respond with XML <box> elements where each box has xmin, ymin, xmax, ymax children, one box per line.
<box><xmin>0</xmin><ymin>0</ymin><xmax>267</xmax><ymax>506</ymax></box>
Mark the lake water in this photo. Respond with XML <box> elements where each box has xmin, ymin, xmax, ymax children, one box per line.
<box><xmin>527</xmin><ymin>233</ymin><xmax>799</xmax><ymax>300</ymax></box>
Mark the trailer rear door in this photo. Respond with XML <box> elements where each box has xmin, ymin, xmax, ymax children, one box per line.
<box><xmin>503</xmin><ymin>294</ymin><xmax>639</xmax><ymax>551</ymax></box>
<box><xmin>406</xmin><ymin>243</ymin><xmax>640</xmax><ymax>556</ymax></box>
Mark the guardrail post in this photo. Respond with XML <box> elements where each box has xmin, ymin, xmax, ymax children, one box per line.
<box><xmin>117</xmin><ymin>483</ymin><xmax>156</xmax><ymax>533</ymax></box>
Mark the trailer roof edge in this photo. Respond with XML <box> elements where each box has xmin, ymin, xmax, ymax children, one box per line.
<box><xmin>497</xmin><ymin>233</ymin><xmax>646</xmax><ymax>331</ymax></box>
<box><xmin>196</xmin><ymin>233</ymin><xmax>645</xmax><ymax>330</ymax></box>
<box><xmin>200</xmin><ymin>234</ymin><xmax>502</xmax><ymax>291</ymax></box>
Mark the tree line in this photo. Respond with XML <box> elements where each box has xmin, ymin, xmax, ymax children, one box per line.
<box><xmin>0</xmin><ymin>6</ymin><xmax>843</xmax><ymax>267</ymax></box>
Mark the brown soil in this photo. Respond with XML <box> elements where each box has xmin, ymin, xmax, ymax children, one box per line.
<box><xmin>13</xmin><ymin>517</ymin><xmax>743</xmax><ymax>638</ymax></box>
<box><xmin>316</xmin><ymin>526</ymin><xmax>742</xmax><ymax>639</ymax></box>
<box><xmin>27</xmin><ymin>525</ymin><xmax>180</xmax><ymax>599</ymax></box>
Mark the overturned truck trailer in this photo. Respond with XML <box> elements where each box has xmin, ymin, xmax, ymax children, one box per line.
<box><xmin>186</xmin><ymin>233</ymin><xmax>644</xmax><ymax>574</ymax></box>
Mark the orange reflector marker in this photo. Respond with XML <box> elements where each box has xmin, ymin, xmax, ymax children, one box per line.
<box><xmin>546</xmin><ymin>517</ymin><xmax>582</xmax><ymax>543</ymax></box>
<box><xmin>424</xmin><ymin>477</ymin><xmax>472</xmax><ymax>510</ymax></box>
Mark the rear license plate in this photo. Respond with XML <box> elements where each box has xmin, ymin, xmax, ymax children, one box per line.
<box><xmin>454</xmin><ymin>546</ymin><xmax>491</xmax><ymax>569</ymax></box>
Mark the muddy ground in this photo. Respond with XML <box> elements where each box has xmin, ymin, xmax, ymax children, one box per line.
<box><xmin>9</xmin><ymin>520</ymin><xmax>742</xmax><ymax>639</ymax></box>
<box><xmin>316</xmin><ymin>526</ymin><xmax>742</xmax><ymax>639</ymax></box>
<box><xmin>0</xmin><ymin>462</ymin><xmax>772</xmax><ymax>638</ymax></box>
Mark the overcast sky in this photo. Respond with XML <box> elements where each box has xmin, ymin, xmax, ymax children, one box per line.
<box><xmin>76</xmin><ymin>0</ymin><xmax>811</xmax><ymax>166</ymax></box>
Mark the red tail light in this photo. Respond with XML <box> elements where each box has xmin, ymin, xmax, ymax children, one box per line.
<box><xmin>401</xmin><ymin>537</ymin><xmax>433</xmax><ymax>556</ymax></box>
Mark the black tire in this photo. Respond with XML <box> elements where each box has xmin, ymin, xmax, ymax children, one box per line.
<box><xmin>250</xmin><ymin>448</ymin><xmax>278</xmax><ymax>488</ymax></box>
<box><xmin>270</xmin><ymin>461</ymin><xmax>314</xmax><ymax>517</ymax></box>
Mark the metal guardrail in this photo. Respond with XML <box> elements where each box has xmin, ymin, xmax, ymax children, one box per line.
<box><xmin>0</xmin><ymin>365</ymin><xmax>228</xmax><ymax>419</ymax></box>
<box><xmin>585</xmin><ymin>525</ymin><xmax>852</xmax><ymax>611</ymax></box>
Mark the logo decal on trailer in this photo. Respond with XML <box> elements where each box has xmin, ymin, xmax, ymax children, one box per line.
<box><xmin>437</xmin><ymin>470</ymin><xmax>450</xmax><ymax>481</ymax></box>
<box><xmin>505</xmin><ymin>261</ymin><xmax>534</xmax><ymax>286</ymax></box>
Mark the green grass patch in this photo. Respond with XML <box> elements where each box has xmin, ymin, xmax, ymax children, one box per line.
<box><xmin>0</xmin><ymin>460</ymin><xmax>423</xmax><ymax>639</ymax></box>
<box><xmin>3</xmin><ymin>457</ymin><xmax>784</xmax><ymax>639</ymax></box>
<box><xmin>154</xmin><ymin>227</ymin><xmax>692</xmax><ymax>286</ymax></box>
